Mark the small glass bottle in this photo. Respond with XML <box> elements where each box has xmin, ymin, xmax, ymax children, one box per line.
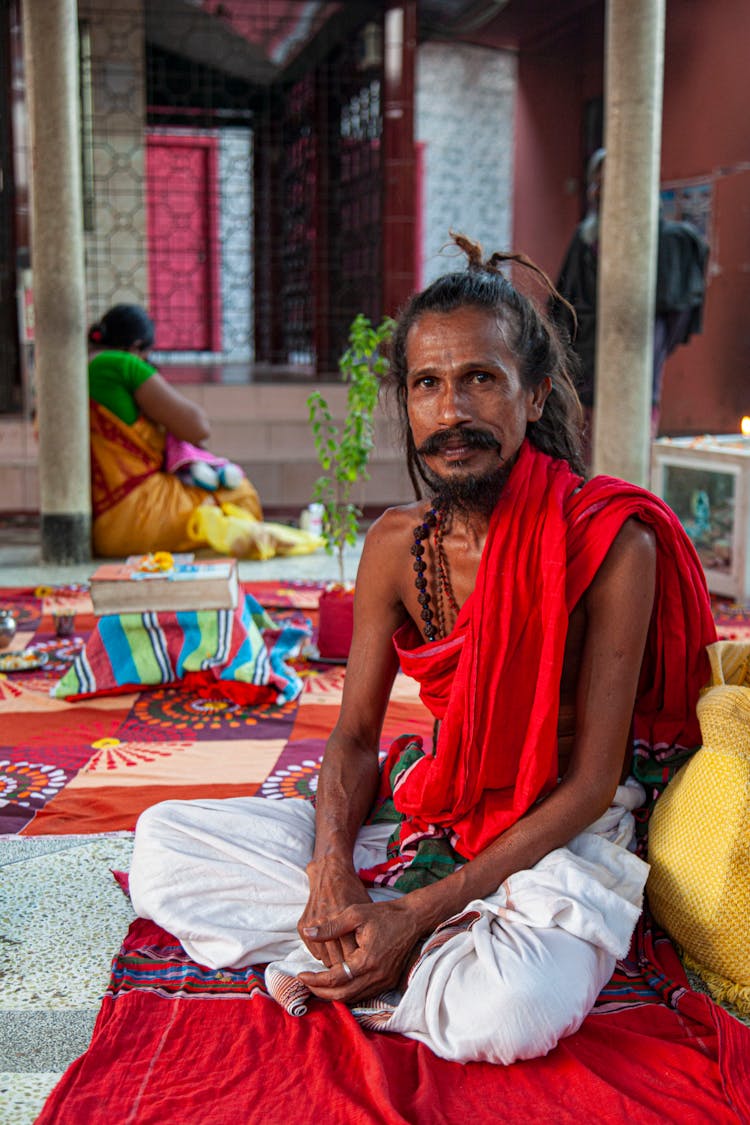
<box><xmin>300</xmin><ymin>503</ymin><xmax>324</xmax><ymax>536</ymax></box>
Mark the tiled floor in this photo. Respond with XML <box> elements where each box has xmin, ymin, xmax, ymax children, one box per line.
<box><xmin>0</xmin><ymin>528</ymin><xmax>365</xmax><ymax>589</ymax></box>
<box><xmin>0</xmin><ymin>529</ymin><xmax>365</xmax><ymax>1125</ymax></box>
<box><xmin>0</xmin><ymin>836</ymin><xmax>137</xmax><ymax>1123</ymax></box>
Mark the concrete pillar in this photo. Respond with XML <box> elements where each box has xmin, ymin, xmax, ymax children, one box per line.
<box><xmin>592</xmin><ymin>0</ymin><xmax>665</xmax><ymax>485</ymax></box>
<box><xmin>382</xmin><ymin>2</ymin><xmax>417</xmax><ymax>317</ymax></box>
<box><xmin>23</xmin><ymin>0</ymin><xmax>91</xmax><ymax>561</ymax></box>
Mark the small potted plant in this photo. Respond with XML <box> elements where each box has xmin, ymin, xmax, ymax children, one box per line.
<box><xmin>307</xmin><ymin>312</ymin><xmax>394</xmax><ymax>658</ymax></box>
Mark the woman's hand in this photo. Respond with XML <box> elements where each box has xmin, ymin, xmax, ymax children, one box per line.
<box><xmin>297</xmin><ymin>897</ymin><xmax>423</xmax><ymax>1004</ymax></box>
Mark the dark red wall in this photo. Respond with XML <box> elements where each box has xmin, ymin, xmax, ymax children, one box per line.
<box><xmin>658</xmin><ymin>0</ymin><xmax>750</xmax><ymax>434</ymax></box>
<box><xmin>512</xmin><ymin>13</ymin><xmax>603</xmax><ymax>281</ymax></box>
<box><xmin>511</xmin><ymin>0</ymin><xmax>750</xmax><ymax>435</ymax></box>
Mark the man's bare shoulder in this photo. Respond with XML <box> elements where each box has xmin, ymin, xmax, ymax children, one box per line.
<box><xmin>605</xmin><ymin>516</ymin><xmax>656</xmax><ymax>567</ymax></box>
<box><xmin>586</xmin><ymin>516</ymin><xmax>656</xmax><ymax>604</ymax></box>
<box><xmin>364</xmin><ymin>501</ymin><xmax>428</xmax><ymax>550</ymax></box>
<box><xmin>358</xmin><ymin>502</ymin><xmax>428</xmax><ymax>610</ymax></box>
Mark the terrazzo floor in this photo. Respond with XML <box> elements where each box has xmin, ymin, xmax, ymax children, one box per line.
<box><xmin>0</xmin><ymin>534</ymin><xmax>364</xmax><ymax>1125</ymax></box>
<box><xmin>0</xmin><ymin>835</ymin><xmax>136</xmax><ymax>1123</ymax></box>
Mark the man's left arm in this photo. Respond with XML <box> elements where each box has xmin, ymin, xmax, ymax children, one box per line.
<box><xmin>303</xmin><ymin>519</ymin><xmax>656</xmax><ymax>1003</ymax></box>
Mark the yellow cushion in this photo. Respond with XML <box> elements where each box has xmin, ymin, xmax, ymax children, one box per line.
<box><xmin>647</xmin><ymin>641</ymin><xmax>750</xmax><ymax>1014</ymax></box>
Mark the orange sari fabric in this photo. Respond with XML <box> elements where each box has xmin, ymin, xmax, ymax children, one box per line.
<box><xmin>89</xmin><ymin>401</ymin><xmax>262</xmax><ymax>557</ymax></box>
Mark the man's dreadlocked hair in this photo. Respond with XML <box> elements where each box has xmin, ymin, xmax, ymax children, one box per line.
<box><xmin>385</xmin><ymin>233</ymin><xmax>585</xmax><ymax>497</ymax></box>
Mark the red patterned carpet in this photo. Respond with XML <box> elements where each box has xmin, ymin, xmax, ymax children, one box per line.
<box><xmin>710</xmin><ymin>597</ymin><xmax>750</xmax><ymax>642</ymax></box>
<box><xmin>0</xmin><ymin>582</ymin><xmax>745</xmax><ymax>837</ymax></box>
<box><xmin>0</xmin><ymin>581</ymin><xmax>432</xmax><ymax>836</ymax></box>
<box><xmin>3</xmin><ymin>581</ymin><xmax>748</xmax><ymax>1124</ymax></box>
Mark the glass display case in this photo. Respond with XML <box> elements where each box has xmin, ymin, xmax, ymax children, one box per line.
<box><xmin>651</xmin><ymin>435</ymin><xmax>750</xmax><ymax>602</ymax></box>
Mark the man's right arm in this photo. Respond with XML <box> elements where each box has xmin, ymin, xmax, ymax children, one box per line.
<box><xmin>298</xmin><ymin>510</ymin><xmax>409</xmax><ymax>967</ymax></box>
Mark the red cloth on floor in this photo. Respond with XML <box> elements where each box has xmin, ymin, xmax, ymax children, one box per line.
<box><xmin>390</xmin><ymin>441</ymin><xmax>716</xmax><ymax>860</ymax></box>
<box><xmin>36</xmin><ymin>941</ymin><xmax>750</xmax><ymax>1125</ymax></box>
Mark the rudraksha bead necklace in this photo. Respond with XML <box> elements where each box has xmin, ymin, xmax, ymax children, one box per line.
<box><xmin>433</xmin><ymin>509</ymin><xmax>460</xmax><ymax>638</ymax></box>
<box><xmin>410</xmin><ymin>503</ymin><xmax>460</xmax><ymax>642</ymax></box>
<box><xmin>410</xmin><ymin>506</ymin><xmax>439</xmax><ymax>641</ymax></box>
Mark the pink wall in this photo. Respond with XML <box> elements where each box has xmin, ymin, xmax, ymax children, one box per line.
<box><xmin>512</xmin><ymin>12</ymin><xmax>603</xmax><ymax>280</ymax></box>
<box><xmin>659</xmin><ymin>0</ymin><xmax>750</xmax><ymax>434</ymax></box>
<box><xmin>512</xmin><ymin>0</ymin><xmax>750</xmax><ymax>435</ymax></box>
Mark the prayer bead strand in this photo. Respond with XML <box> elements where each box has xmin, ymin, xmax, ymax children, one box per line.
<box><xmin>411</xmin><ymin>503</ymin><xmax>460</xmax><ymax>642</ymax></box>
<box><xmin>433</xmin><ymin>509</ymin><xmax>460</xmax><ymax>639</ymax></box>
<box><xmin>410</xmin><ymin>506</ymin><xmax>439</xmax><ymax>641</ymax></box>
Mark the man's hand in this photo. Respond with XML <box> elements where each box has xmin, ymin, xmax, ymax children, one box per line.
<box><xmin>297</xmin><ymin>898</ymin><xmax>423</xmax><ymax>1004</ymax></box>
<box><xmin>298</xmin><ymin>854</ymin><xmax>372</xmax><ymax>969</ymax></box>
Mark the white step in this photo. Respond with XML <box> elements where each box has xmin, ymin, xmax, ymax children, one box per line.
<box><xmin>0</xmin><ymin>386</ymin><xmax>415</xmax><ymax>513</ymax></box>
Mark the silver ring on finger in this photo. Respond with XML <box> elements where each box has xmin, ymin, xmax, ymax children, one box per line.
<box><xmin>341</xmin><ymin>960</ymin><xmax>354</xmax><ymax>981</ymax></box>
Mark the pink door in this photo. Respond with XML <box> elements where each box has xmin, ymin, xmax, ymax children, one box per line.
<box><xmin>146</xmin><ymin>134</ymin><xmax>221</xmax><ymax>352</ymax></box>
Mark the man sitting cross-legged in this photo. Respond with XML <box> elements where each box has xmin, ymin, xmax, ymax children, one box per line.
<box><xmin>129</xmin><ymin>235</ymin><xmax>716</xmax><ymax>1065</ymax></box>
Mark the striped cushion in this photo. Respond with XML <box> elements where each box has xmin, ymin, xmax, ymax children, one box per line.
<box><xmin>52</xmin><ymin>593</ymin><xmax>308</xmax><ymax>705</ymax></box>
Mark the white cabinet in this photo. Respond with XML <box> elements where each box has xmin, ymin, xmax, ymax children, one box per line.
<box><xmin>651</xmin><ymin>435</ymin><xmax>750</xmax><ymax>603</ymax></box>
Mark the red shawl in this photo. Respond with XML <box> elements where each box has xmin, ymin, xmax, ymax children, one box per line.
<box><xmin>390</xmin><ymin>440</ymin><xmax>716</xmax><ymax>860</ymax></box>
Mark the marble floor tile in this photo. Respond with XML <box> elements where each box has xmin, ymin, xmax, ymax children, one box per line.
<box><xmin>0</xmin><ymin>836</ymin><xmax>135</xmax><ymax>1011</ymax></box>
<box><xmin>0</xmin><ymin>1072</ymin><xmax>62</xmax><ymax>1125</ymax></box>
<box><xmin>0</xmin><ymin>536</ymin><xmax>365</xmax><ymax>588</ymax></box>
<box><xmin>0</xmin><ymin>1010</ymin><xmax>99</xmax><ymax>1070</ymax></box>
<box><xmin>0</xmin><ymin>833</ymin><xmax>131</xmax><ymax>868</ymax></box>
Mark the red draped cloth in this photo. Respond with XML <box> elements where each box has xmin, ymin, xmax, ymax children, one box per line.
<box><xmin>379</xmin><ymin>441</ymin><xmax>716</xmax><ymax>865</ymax></box>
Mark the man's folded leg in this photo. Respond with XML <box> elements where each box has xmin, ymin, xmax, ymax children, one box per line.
<box><xmin>130</xmin><ymin>796</ymin><xmax>396</xmax><ymax>970</ymax></box>
<box><xmin>130</xmin><ymin>796</ymin><xmax>319</xmax><ymax>968</ymax></box>
<box><xmin>384</xmin><ymin>792</ymin><xmax>649</xmax><ymax>1064</ymax></box>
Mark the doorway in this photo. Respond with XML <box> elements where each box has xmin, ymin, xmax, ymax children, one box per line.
<box><xmin>146</xmin><ymin>131</ymin><xmax>221</xmax><ymax>352</ymax></box>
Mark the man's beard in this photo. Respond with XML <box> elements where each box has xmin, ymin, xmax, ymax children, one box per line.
<box><xmin>415</xmin><ymin>426</ymin><xmax>513</xmax><ymax>518</ymax></box>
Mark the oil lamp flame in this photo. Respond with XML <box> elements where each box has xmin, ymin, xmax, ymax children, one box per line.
<box><xmin>742</xmin><ymin>416</ymin><xmax>750</xmax><ymax>437</ymax></box>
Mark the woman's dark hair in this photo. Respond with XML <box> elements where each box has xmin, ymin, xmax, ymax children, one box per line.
<box><xmin>88</xmin><ymin>304</ymin><xmax>154</xmax><ymax>351</ymax></box>
<box><xmin>385</xmin><ymin>233</ymin><xmax>585</xmax><ymax>495</ymax></box>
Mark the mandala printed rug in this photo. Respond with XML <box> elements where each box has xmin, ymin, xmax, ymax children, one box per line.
<box><xmin>0</xmin><ymin>581</ymin><xmax>432</xmax><ymax>836</ymax></box>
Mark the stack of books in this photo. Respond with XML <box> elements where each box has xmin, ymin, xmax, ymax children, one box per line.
<box><xmin>89</xmin><ymin>557</ymin><xmax>239</xmax><ymax>615</ymax></box>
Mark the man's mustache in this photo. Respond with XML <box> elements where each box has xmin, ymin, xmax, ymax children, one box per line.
<box><xmin>417</xmin><ymin>426</ymin><xmax>502</xmax><ymax>457</ymax></box>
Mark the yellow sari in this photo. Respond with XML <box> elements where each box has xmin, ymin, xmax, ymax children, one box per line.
<box><xmin>90</xmin><ymin>401</ymin><xmax>262</xmax><ymax>557</ymax></box>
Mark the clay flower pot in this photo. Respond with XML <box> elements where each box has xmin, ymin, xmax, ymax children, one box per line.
<box><xmin>317</xmin><ymin>585</ymin><xmax>354</xmax><ymax>660</ymax></box>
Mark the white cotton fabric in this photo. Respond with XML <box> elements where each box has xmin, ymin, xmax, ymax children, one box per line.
<box><xmin>129</xmin><ymin>780</ymin><xmax>649</xmax><ymax>1064</ymax></box>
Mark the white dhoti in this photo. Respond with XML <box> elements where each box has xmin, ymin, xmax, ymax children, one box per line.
<box><xmin>129</xmin><ymin>781</ymin><xmax>649</xmax><ymax>1064</ymax></box>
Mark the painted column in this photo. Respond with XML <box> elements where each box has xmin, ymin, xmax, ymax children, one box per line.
<box><xmin>314</xmin><ymin>68</ymin><xmax>331</xmax><ymax>373</ymax></box>
<box><xmin>22</xmin><ymin>0</ymin><xmax>90</xmax><ymax>561</ymax></box>
<box><xmin>382</xmin><ymin>1</ymin><xmax>417</xmax><ymax>318</ymax></box>
<box><xmin>592</xmin><ymin>0</ymin><xmax>665</xmax><ymax>485</ymax></box>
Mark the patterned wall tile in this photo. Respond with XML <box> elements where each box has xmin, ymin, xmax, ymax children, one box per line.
<box><xmin>416</xmin><ymin>43</ymin><xmax>517</xmax><ymax>285</ymax></box>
